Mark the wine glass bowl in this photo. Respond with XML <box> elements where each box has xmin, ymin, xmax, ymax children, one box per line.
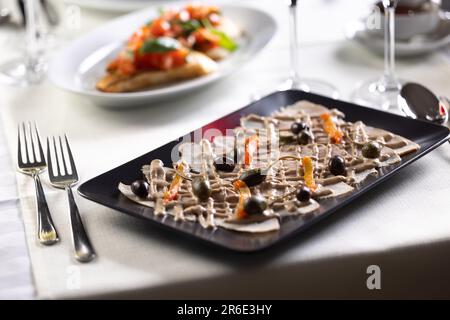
<box><xmin>352</xmin><ymin>0</ymin><xmax>406</xmax><ymax>111</ymax></box>
<box><xmin>0</xmin><ymin>0</ymin><xmax>47</xmax><ymax>86</ymax></box>
<box><xmin>280</xmin><ymin>0</ymin><xmax>339</xmax><ymax>98</ymax></box>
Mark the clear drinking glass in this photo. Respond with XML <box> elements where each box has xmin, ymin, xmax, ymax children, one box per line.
<box><xmin>0</xmin><ymin>0</ymin><xmax>47</xmax><ymax>86</ymax></box>
<box><xmin>278</xmin><ymin>0</ymin><xmax>339</xmax><ymax>98</ymax></box>
<box><xmin>351</xmin><ymin>0</ymin><xmax>403</xmax><ymax>111</ymax></box>
<box><xmin>250</xmin><ymin>0</ymin><xmax>339</xmax><ymax>101</ymax></box>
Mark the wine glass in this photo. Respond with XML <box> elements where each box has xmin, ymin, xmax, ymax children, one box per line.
<box><xmin>251</xmin><ymin>0</ymin><xmax>339</xmax><ymax>100</ymax></box>
<box><xmin>0</xmin><ymin>0</ymin><xmax>47</xmax><ymax>86</ymax></box>
<box><xmin>351</xmin><ymin>0</ymin><xmax>403</xmax><ymax>111</ymax></box>
<box><xmin>279</xmin><ymin>0</ymin><xmax>339</xmax><ymax>98</ymax></box>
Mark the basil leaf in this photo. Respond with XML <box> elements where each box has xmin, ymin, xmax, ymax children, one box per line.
<box><xmin>178</xmin><ymin>19</ymin><xmax>201</xmax><ymax>33</ymax></box>
<box><xmin>139</xmin><ymin>37</ymin><xmax>181</xmax><ymax>54</ymax></box>
<box><xmin>200</xmin><ymin>18</ymin><xmax>238</xmax><ymax>52</ymax></box>
<box><xmin>209</xmin><ymin>29</ymin><xmax>238</xmax><ymax>52</ymax></box>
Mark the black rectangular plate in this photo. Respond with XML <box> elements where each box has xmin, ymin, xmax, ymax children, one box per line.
<box><xmin>78</xmin><ymin>90</ymin><xmax>450</xmax><ymax>252</ymax></box>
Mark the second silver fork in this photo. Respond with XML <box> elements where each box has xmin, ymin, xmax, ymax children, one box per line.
<box><xmin>47</xmin><ymin>135</ymin><xmax>96</xmax><ymax>263</ymax></box>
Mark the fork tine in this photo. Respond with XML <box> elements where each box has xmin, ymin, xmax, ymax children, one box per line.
<box><xmin>17</xmin><ymin>124</ymin><xmax>23</xmax><ymax>166</ymax></box>
<box><xmin>64</xmin><ymin>134</ymin><xmax>78</xmax><ymax>177</ymax></box>
<box><xmin>34</xmin><ymin>122</ymin><xmax>45</xmax><ymax>165</ymax></box>
<box><xmin>58</xmin><ymin>136</ymin><xmax>68</xmax><ymax>175</ymax></box>
<box><xmin>22</xmin><ymin>122</ymin><xmax>30</xmax><ymax>164</ymax></box>
<box><xmin>46</xmin><ymin>138</ymin><xmax>54</xmax><ymax>178</ymax></box>
<box><xmin>29</xmin><ymin>122</ymin><xmax>37</xmax><ymax>163</ymax></box>
<box><xmin>52</xmin><ymin>136</ymin><xmax>61</xmax><ymax>176</ymax></box>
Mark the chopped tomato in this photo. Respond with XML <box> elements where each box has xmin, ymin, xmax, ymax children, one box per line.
<box><xmin>302</xmin><ymin>156</ymin><xmax>317</xmax><ymax>191</ymax></box>
<box><xmin>135</xmin><ymin>47</ymin><xmax>188</xmax><ymax>71</ymax></box>
<box><xmin>107</xmin><ymin>57</ymin><xmax>136</xmax><ymax>76</ymax></box>
<box><xmin>185</xmin><ymin>4</ymin><xmax>220</xmax><ymax>21</ymax></box>
<box><xmin>163</xmin><ymin>163</ymin><xmax>186</xmax><ymax>203</ymax></box>
<box><xmin>320</xmin><ymin>113</ymin><xmax>343</xmax><ymax>144</ymax></box>
<box><xmin>233</xmin><ymin>180</ymin><xmax>252</xmax><ymax>219</ymax></box>
<box><xmin>192</xmin><ymin>28</ymin><xmax>220</xmax><ymax>52</ymax></box>
<box><xmin>150</xmin><ymin>18</ymin><xmax>171</xmax><ymax>37</ymax></box>
<box><xmin>244</xmin><ymin>135</ymin><xmax>259</xmax><ymax>167</ymax></box>
<box><xmin>127</xmin><ymin>26</ymin><xmax>152</xmax><ymax>51</ymax></box>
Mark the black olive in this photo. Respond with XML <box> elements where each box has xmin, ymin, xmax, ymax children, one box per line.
<box><xmin>362</xmin><ymin>141</ymin><xmax>381</xmax><ymax>159</ymax></box>
<box><xmin>213</xmin><ymin>156</ymin><xmax>235</xmax><ymax>172</ymax></box>
<box><xmin>296</xmin><ymin>185</ymin><xmax>311</xmax><ymax>202</ymax></box>
<box><xmin>192</xmin><ymin>176</ymin><xmax>211</xmax><ymax>201</ymax></box>
<box><xmin>297</xmin><ymin>131</ymin><xmax>312</xmax><ymax>145</ymax></box>
<box><xmin>291</xmin><ymin>121</ymin><xmax>308</xmax><ymax>135</ymax></box>
<box><xmin>243</xmin><ymin>196</ymin><xmax>268</xmax><ymax>215</ymax></box>
<box><xmin>238</xmin><ymin>168</ymin><xmax>266</xmax><ymax>187</ymax></box>
<box><xmin>131</xmin><ymin>179</ymin><xmax>149</xmax><ymax>198</ymax></box>
<box><xmin>328</xmin><ymin>155</ymin><xmax>347</xmax><ymax>176</ymax></box>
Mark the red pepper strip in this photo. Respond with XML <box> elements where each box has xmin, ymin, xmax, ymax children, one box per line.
<box><xmin>233</xmin><ymin>180</ymin><xmax>252</xmax><ymax>219</ymax></box>
<box><xmin>320</xmin><ymin>113</ymin><xmax>343</xmax><ymax>144</ymax></box>
<box><xmin>302</xmin><ymin>156</ymin><xmax>317</xmax><ymax>191</ymax></box>
<box><xmin>163</xmin><ymin>163</ymin><xmax>185</xmax><ymax>203</ymax></box>
<box><xmin>244</xmin><ymin>135</ymin><xmax>259</xmax><ymax>167</ymax></box>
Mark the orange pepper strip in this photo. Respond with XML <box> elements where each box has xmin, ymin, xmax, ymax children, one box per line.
<box><xmin>163</xmin><ymin>163</ymin><xmax>185</xmax><ymax>203</ymax></box>
<box><xmin>233</xmin><ymin>180</ymin><xmax>252</xmax><ymax>219</ymax></box>
<box><xmin>320</xmin><ymin>113</ymin><xmax>343</xmax><ymax>144</ymax></box>
<box><xmin>302</xmin><ymin>156</ymin><xmax>317</xmax><ymax>191</ymax></box>
<box><xmin>244</xmin><ymin>135</ymin><xmax>259</xmax><ymax>167</ymax></box>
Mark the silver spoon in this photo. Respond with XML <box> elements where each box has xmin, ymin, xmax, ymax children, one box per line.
<box><xmin>398</xmin><ymin>82</ymin><xmax>449</xmax><ymax>125</ymax></box>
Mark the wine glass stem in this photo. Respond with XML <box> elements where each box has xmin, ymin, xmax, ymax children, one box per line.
<box><xmin>288</xmin><ymin>1</ymin><xmax>300</xmax><ymax>85</ymax></box>
<box><xmin>383</xmin><ymin>6</ymin><xmax>397</xmax><ymax>89</ymax></box>
<box><xmin>24</xmin><ymin>0</ymin><xmax>40</xmax><ymax>71</ymax></box>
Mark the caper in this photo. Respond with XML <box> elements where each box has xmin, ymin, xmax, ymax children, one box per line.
<box><xmin>297</xmin><ymin>131</ymin><xmax>312</xmax><ymax>145</ymax></box>
<box><xmin>296</xmin><ymin>185</ymin><xmax>311</xmax><ymax>202</ymax></box>
<box><xmin>238</xmin><ymin>168</ymin><xmax>266</xmax><ymax>187</ymax></box>
<box><xmin>362</xmin><ymin>141</ymin><xmax>381</xmax><ymax>159</ymax></box>
<box><xmin>328</xmin><ymin>155</ymin><xmax>347</xmax><ymax>176</ymax></box>
<box><xmin>291</xmin><ymin>121</ymin><xmax>308</xmax><ymax>135</ymax></box>
<box><xmin>192</xmin><ymin>176</ymin><xmax>211</xmax><ymax>201</ymax></box>
<box><xmin>213</xmin><ymin>156</ymin><xmax>235</xmax><ymax>172</ymax></box>
<box><xmin>131</xmin><ymin>179</ymin><xmax>149</xmax><ymax>198</ymax></box>
<box><xmin>243</xmin><ymin>196</ymin><xmax>268</xmax><ymax>215</ymax></box>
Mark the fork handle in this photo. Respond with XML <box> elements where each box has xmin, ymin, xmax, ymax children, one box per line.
<box><xmin>32</xmin><ymin>172</ymin><xmax>59</xmax><ymax>245</ymax></box>
<box><xmin>66</xmin><ymin>186</ymin><xmax>96</xmax><ymax>263</ymax></box>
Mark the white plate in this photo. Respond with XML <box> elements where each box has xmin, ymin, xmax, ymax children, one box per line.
<box><xmin>49</xmin><ymin>5</ymin><xmax>277</xmax><ymax>108</ymax></box>
<box><xmin>346</xmin><ymin>16</ymin><xmax>450</xmax><ymax>58</ymax></box>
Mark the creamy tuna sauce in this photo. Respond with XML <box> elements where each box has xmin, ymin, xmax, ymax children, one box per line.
<box><xmin>118</xmin><ymin>100</ymin><xmax>420</xmax><ymax>233</ymax></box>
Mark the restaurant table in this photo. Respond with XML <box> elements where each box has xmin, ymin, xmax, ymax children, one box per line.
<box><xmin>1</xmin><ymin>0</ymin><xmax>450</xmax><ymax>299</ymax></box>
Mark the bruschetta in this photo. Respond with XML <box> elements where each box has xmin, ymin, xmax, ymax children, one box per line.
<box><xmin>96</xmin><ymin>3</ymin><xmax>241</xmax><ymax>93</ymax></box>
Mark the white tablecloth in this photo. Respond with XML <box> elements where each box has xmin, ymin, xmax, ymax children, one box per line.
<box><xmin>2</xmin><ymin>0</ymin><xmax>450</xmax><ymax>299</ymax></box>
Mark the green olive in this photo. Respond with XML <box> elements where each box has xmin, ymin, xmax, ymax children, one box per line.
<box><xmin>243</xmin><ymin>196</ymin><xmax>268</xmax><ymax>215</ymax></box>
<box><xmin>362</xmin><ymin>141</ymin><xmax>381</xmax><ymax>159</ymax></box>
<box><xmin>192</xmin><ymin>176</ymin><xmax>211</xmax><ymax>201</ymax></box>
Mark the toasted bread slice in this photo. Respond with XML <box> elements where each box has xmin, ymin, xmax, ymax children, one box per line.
<box><xmin>96</xmin><ymin>51</ymin><xmax>218</xmax><ymax>93</ymax></box>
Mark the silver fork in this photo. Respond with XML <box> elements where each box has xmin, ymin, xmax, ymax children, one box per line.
<box><xmin>47</xmin><ymin>135</ymin><xmax>96</xmax><ymax>262</ymax></box>
<box><xmin>17</xmin><ymin>122</ymin><xmax>59</xmax><ymax>245</ymax></box>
